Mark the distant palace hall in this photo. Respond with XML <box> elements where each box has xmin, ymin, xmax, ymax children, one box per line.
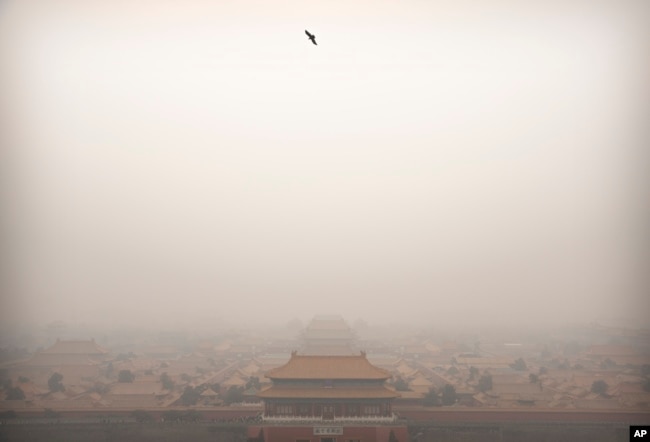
<box><xmin>300</xmin><ymin>315</ymin><xmax>357</xmax><ymax>355</ymax></box>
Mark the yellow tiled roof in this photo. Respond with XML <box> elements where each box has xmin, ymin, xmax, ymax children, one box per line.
<box><xmin>257</xmin><ymin>385</ymin><xmax>399</xmax><ymax>399</ymax></box>
<box><xmin>266</xmin><ymin>353</ymin><xmax>391</xmax><ymax>380</ymax></box>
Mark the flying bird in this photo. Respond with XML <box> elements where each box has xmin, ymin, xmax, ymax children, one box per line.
<box><xmin>305</xmin><ymin>30</ymin><xmax>317</xmax><ymax>45</ymax></box>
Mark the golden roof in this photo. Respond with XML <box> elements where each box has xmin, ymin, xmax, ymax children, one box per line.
<box><xmin>257</xmin><ymin>385</ymin><xmax>399</xmax><ymax>399</ymax></box>
<box><xmin>266</xmin><ymin>352</ymin><xmax>391</xmax><ymax>380</ymax></box>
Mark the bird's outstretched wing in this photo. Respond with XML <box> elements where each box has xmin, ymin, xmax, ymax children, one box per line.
<box><xmin>305</xmin><ymin>29</ymin><xmax>317</xmax><ymax>45</ymax></box>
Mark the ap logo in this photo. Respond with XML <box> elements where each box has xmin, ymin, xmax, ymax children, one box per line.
<box><xmin>631</xmin><ymin>426</ymin><xmax>650</xmax><ymax>440</ymax></box>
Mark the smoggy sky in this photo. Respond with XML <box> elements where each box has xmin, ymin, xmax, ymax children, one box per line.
<box><xmin>1</xmin><ymin>0</ymin><xmax>648</xmax><ymax>330</ymax></box>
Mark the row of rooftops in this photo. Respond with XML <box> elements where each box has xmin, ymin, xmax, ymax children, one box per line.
<box><xmin>39</xmin><ymin>339</ymin><xmax>108</xmax><ymax>355</ymax></box>
<box><xmin>25</xmin><ymin>338</ymin><xmax>389</xmax><ymax>381</ymax></box>
<box><xmin>6</xmin><ymin>314</ymin><xmax>649</xmax><ymax>412</ymax></box>
<box><xmin>4</xmin><ymin>333</ymin><xmax>650</xmax><ymax>412</ymax></box>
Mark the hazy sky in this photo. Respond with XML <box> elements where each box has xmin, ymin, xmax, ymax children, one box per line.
<box><xmin>1</xmin><ymin>0</ymin><xmax>648</xmax><ymax>330</ymax></box>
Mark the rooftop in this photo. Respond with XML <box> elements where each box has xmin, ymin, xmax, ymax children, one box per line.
<box><xmin>303</xmin><ymin>316</ymin><xmax>355</xmax><ymax>340</ymax></box>
<box><xmin>258</xmin><ymin>385</ymin><xmax>399</xmax><ymax>399</ymax></box>
<box><xmin>266</xmin><ymin>352</ymin><xmax>391</xmax><ymax>380</ymax></box>
<box><xmin>40</xmin><ymin>339</ymin><xmax>108</xmax><ymax>355</ymax></box>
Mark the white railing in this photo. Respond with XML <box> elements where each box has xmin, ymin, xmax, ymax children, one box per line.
<box><xmin>262</xmin><ymin>414</ymin><xmax>398</xmax><ymax>424</ymax></box>
<box><xmin>263</xmin><ymin>415</ymin><xmax>322</xmax><ymax>423</ymax></box>
<box><xmin>230</xmin><ymin>402</ymin><xmax>263</xmax><ymax>407</ymax></box>
<box><xmin>332</xmin><ymin>415</ymin><xmax>397</xmax><ymax>424</ymax></box>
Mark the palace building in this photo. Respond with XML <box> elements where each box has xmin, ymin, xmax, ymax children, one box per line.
<box><xmin>248</xmin><ymin>351</ymin><xmax>409</xmax><ymax>441</ymax></box>
<box><xmin>301</xmin><ymin>315</ymin><xmax>357</xmax><ymax>355</ymax></box>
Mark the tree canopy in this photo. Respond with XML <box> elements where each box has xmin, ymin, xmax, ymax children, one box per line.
<box><xmin>160</xmin><ymin>372</ymin><xmax>175</xmax><ymax>390</ymax></box>
<box><xmin>441</xmin><ymin>384</ymin><xmax>457</xmax><ymax>405</ymax></box>
<box><xmin>394</xmin><ymin>377</ymin><xmax>410</xmax><ymax>391</ymax></box>
<box><xmin>510</xmin><ymin>358</ymin><xmax>527</xmax><ymax>371</ymax></box>
<box><xmin>6</xmin><ymin>386</ymin><xmax>25</xmax><ymax>400</ymax></box>
<box><xmin>179</xmin><ymin>386</ymin><xmax>201</xmax><ymax>406</ymax></box>
<box><xmin>478</xmin><ymin>374</ymin><xmax>492</xmax><ymax>392</ymax></box>
<box><xmin>118</xmin><ymin>369</ymin><xmax>135</xmax><ymax>383</ymax></box>
<box><xmin>422</xmin><ymin>387</ymin><xmax>441</xmax><ymax>406</ymax></box>
<box><xmin>48</xmin><ymin>372</ymin><xmax>64</xmax><ymax>392</ymax></box>
<box><xmin>246</xmin><ymin>376</ymin><xmax>261</xmax><ymax>390</ymax></box>
<box><xmin>223</xmin><ymin>385</ymin><xmax>245</xmax><ymax>405</ymax></box>
<box><xmin>591</xmin><ymin>380</ymin><xmax>608</xmax><ymax>396</ymax></box>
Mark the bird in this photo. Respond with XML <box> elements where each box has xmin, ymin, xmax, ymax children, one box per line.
<box><xmin>305</xmin><ymin>30</ymin><xmax>317</xmax><ymax>45</ymax></box>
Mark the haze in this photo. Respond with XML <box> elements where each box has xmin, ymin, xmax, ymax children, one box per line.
<box><xmin>1</xmin><ymin>0</ymin><xmax>648</xmax><ymax>333</ymax></box>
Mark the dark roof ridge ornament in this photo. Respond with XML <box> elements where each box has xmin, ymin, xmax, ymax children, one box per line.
<box><xmin>360</xmin><ymin>350</ymin><xmax>366</xmax><ymax>358</ymax></box>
